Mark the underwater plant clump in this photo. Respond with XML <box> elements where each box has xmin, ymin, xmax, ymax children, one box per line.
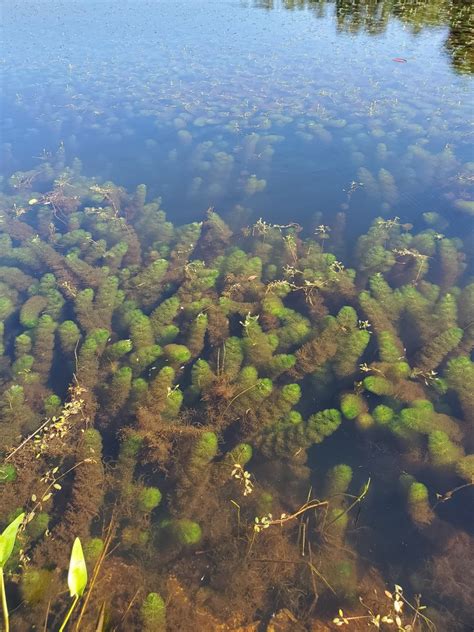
<box><xmin>0</xmin><ymin>160</ymin><xmax>472</xmax><ymax>631</ymax></box>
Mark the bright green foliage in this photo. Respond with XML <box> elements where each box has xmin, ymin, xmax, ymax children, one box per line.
<box><xmin>225</xmin><ymin>443</ymin><xmax>253</xmax><ymax>466</ymax></box>
<box><xmin>138</xmin><ymin>487</ymin><xmax>162</xmax><ymax>512</ymax></box>
<box><xmin>162</xmin><ymin>387</ymin><xmax>183</xmax><ymax>419</ymax></box>
<box><xmin>428</xmin><ymin>431</ymin><xmax>463</xmax><ymax>467</ymax></box>
<box><xmin>399</xmin><ymin>402</ymin><xmax>460</xmax><ymax>440</ymax></box>
<box><xmin>163</xmin><ymin>344</ymin><xmax>191</xmax><ymax>365</ymax></box>
<box><xmin>141</xmin><ymin>592</ymin><xmax>166</xmax><ymax>632</ymax></box>
<box><xmin>0</xmin><ymin>512</ymin><xmax>25</xmax><ymax>567</ymax></box>
<box><xmin>189</xmin><ymin>432</ymin><xmax>218</xmax><ymax>473</ymax></box>
<box><xmin>324</xmin><ymin>464</ymin><xmax>353</xmax><ymax>497</ymax></box>
<box><xmin>372</xmin><ymin>405</ymin><xmax>394</xmax><ymax>426</ymax></box>
<box><xmin>0</xmin><ymin>464</ymin><xmax>17</xmax><ymax>484</ymax></box>
<box><xmin>280</xmin><ymin>383</ymin><xmax>301</xmax><ymax>406</ymax></box>
<box><xmin>171</xmin><ymin>519</ymin><xmax>202</xmax><ymax>545</ymax></box>
<box><xmin>340</xmin><ymin>393</ymin><xmax>366</xmax><ymax>420</ymax></box>
<box><xmin>363</xmin><ymin>375</ymin><xmax>394</xmax><ymax>396</ymax></box>
<box><xmin>105</xmin><ymin>339</ymin><xmax>133</xmax><ymax>360</ymax></box>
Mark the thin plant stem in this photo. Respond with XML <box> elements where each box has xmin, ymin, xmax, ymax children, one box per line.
<box><xmin>0</xmin><ymin>568</ymin><xmax>9</xmax><ymax>632</ymax></box>
<box><xmin>59</xmin><ymin>595</ymin><xmax>79</xmax><ymax>632</ymax></box>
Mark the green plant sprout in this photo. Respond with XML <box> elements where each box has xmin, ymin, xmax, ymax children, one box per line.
<box><xmin>0</xmin><ymin>513</ymin><xmax>25</xmax><ymax>632</ymax></box>
<box><xmin>59</xmin><ymin>537</ymin><xmax>88</xmax><ymax>632</ymax></box>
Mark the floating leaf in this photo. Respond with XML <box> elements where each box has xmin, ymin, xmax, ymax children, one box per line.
<box><xmin>67</xmin><ymin>537</ymin><xmax>87</xmax><ymax>597</ymax></box>
<box><xmin>0</xmin><ymin>512</ymin><xmax>25</xmax><ymax>567</ymax></box>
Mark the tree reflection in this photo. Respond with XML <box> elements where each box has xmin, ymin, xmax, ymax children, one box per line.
<box><xmin>248</xmin><ymin>0</ymin><xmax>474</xmax><ymax>74</ymax></box>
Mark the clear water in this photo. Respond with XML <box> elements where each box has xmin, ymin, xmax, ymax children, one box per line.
<box><xmin>3</xmin><ymin>0</ymin><xmax>473</xmax><ymax>231</ymax></box>
<box><xmin>1</xmin><ymin>1</ymin><xmax>474</xmax><ymax>630</ymax></box>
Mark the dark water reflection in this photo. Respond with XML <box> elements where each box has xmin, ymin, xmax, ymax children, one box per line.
<box><xmin>252</xmin><ymin>0</ymin><xmax>474</xmax><ymax>76</ymax></box>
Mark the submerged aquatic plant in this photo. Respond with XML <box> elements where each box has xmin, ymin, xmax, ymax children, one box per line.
<box><xmin>0</xmin><ymin>158</ymin><xmax>472</xmax><ymax>629</ymax></box>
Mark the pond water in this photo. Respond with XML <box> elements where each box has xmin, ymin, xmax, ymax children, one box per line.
<box><xmin>1</xmin><ymin>1</ymin><xmax>473</xmax><ymax>631</ymax></box>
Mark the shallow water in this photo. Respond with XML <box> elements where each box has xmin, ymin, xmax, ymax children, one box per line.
<box><xmin>1</xmin><ymin>1</ymin><xmax>474</xmax><ymax>631</ymax></box>
<box><xmin>3</xmin><ymin>0</ymin><xmax>474</xmax><ymax>230</ymax></box>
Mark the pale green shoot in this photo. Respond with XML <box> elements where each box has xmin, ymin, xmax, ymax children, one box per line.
<box><xmin>0</xmin><ymin>512</ymin><xmax>25</xmax><ymax>632</ymax></box>
<box><xmin>59</xmin><ymin>537</ymin><xmax>88</xmax><ymax>632</ymax></box>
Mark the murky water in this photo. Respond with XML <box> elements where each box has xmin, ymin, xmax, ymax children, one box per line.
<box><xmin>1</xmin><ymin>1</ymin><xmax>473</xmax><ymax>631</ymax></box>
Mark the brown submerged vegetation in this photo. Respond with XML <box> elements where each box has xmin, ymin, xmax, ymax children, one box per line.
<box><xmin>0</xmin><ymin>153</ymin><xmax>473</xmax><ymax>631</ymax></box>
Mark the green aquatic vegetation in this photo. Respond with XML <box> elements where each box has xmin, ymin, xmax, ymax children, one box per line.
<box><xmin>0</xmin><ymin>168</ymin><xmax>472</xmax><ymax>628</ymax></box>
<box><xmin>340</xmin><ymin>393</ymin><xmax>367</xmax><ymax>420</ymax></box>
<box><xmin>57</xmin><ymin>320</ymin><xmax>81</xmax><ymax>356</ymax></box>
<box><xmin>405</xmin><ymin>480</ymin><xmax>434</xmax><ymax>528</ymax></box>
<box><xmin>163</xmin><ymin>343</ymin><xmax>191</xmax><ymax>366</ymax></box>
<box><xmin>150</xmin><ymin>296</ymin><xmax>180</xmax><ymax>335</ymax></box>
<box><xmin>224</xmin><ymin>443</ymin><xmax>253</xmax><ymax>467</ymax></box>
<box><xmin>363</xmin><ymin>375</ymin><xmax>394</xmax><ymax>396</ymax></box>
<box><xmin>444</xmin><ymin>356</ymin><xmax>474</xmax><ymax>421</ymax></box>
<box><xmin>324</xmin><ymin>464</ymin><xmax>353</xmax><ymax>498</ymax></box>
<box><xmin>185</xmin><ymin>312</ymin><xmax>208</xmax><ymax>358</ymax></box>
<box><xmin>160</xmin><ymin>518</ymin><xmax>202</xmax><ymax>546</ymax></box>
<box><xmin>83</xmin><ymin>537</ymin><xmax>104</xmax><ymax>565</ymax></box>
<box><xmin>138</xmin><ymin>486</ymin><xmax>162</xmax><ymax>513</ymax></box>
<box><xmin>26</xmin><ymin>512</ymin><xmax>49</xmax><ymax>541</ymax></box>
<box><xmin>428</xmin><ymin>430</ymin><xmax>463</xmax><ymax>468</ymax></box>
<box><xmin>21</xmin><ymin>569</ymin><xmax>53</xmax><ymax>605</ymax></box>
<box><xmin>60</xmin><ymin>537</ymin><xmax>87</xmax><ymax>632</ymax></box>
<box><xmin>399</xmin><ymin>401</ymin><xmax>461</xmax><ymax>441</ymax></box>
<box><xmin>104</xmin><ymin>366</ymin><xmax>132</xmax><ymax>414</ymax></box>
<box><xmin>141</xmin><ymin>592</ymin><xmax>166</xmax><ymax>632</ymax></box>
<box><xmin>455</xmin><ymin>454</ymin><xmax>474</xmax><ymax>482</ymax></box>
<box><xmin>0</xmin><ymin>513</ymin><xmax>25</xmax><ymax>632</ymax></box>
<box><xmin>0</xmin><ymin>465</ymin><xmax>17</xmax><ymax>484</ymax></box>
<box><xmin>415</xmin><ymin>327</ymin><xmax>463</xmax><ymax>372</ymax></box>
<box><xmin>19</xmin><ymin>295</ymin><xmax>48</xmax><ymax>329</ymax></box>
<box><xmin>259</xmin><ymin>408</ymin><xmax>342</xmax><ymax>458</ymax></box>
